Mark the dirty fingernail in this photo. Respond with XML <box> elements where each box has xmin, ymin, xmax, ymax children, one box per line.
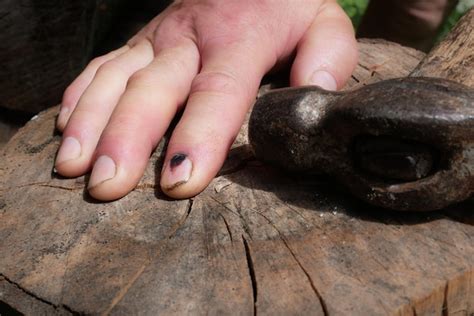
<box><xmin>88</xmin><ymin>155</ymin><xmax>117</xmax><ymax>188</ymax></box>
<box><xmin>308</xmin><ymin>70</ymin><xmax>338</xmax><ymax>91</ymax></box>
<box><xmin>161</xmin><ymin>153</ymin><xmax>193</xmax><ymax>191</ymax></box>
<box><xmin>56</xmin><ymin>136</ymin><xmax>81</xmax><ymax>165</ymax></box>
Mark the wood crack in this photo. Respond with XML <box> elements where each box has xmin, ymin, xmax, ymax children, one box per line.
<box><xmin>6</xmin><ymin>181</ymin><xmax>82</xmax><ymax>192</ymax></box>
<box><xmin>209</xmin><ymin>196</ymin><xmax>253</xmax><ymax>240</ymax></box>
<box><xmin>98</xmin><ymin>199</ymin><xmax>197</xmax><ymax>313</ymax></box>
<box><xmin>37</xmin><ymin>184</ymin><xmax>81</xmax><ymax>191</ymax></box>
<box><xmin>284</xmin><ymin>203</ymin><xmax>312</xmax><ymax>224</ymax></box>
<box><xmin>442</xmin><ymin>281</ymin><xmax>449</xmax><ymax>316</ymax></box>
<box><xmin>0</xmin><ymin>273</ymin><xmax>78</xmax><ymax>315</ymax></box>
<box><xmin>351</xmin><ymin>74</ymin><xmax>360</xmax><ymax>83</ymax></box>
<box><xmin>253</xmin><ymin>211</ymin><xmax>329</xmax><ymax>316</ymax></box>
<box><xmin>167</xmin><ymin>199</ymin><xmax>194</xmax><ymax>239</ymax></box>
<box><xmin>219</xmin><ymin>213</ymin><xmax>233</xmax><ymax>242</ymax></box>
<box><xmin>279</xmin><ymin>235</ymin><xmax>329</xmax><ymax>316</ymax></box>
<box><xmin>101</xmin><ymin>264</ymin><xmax>149</xmax><ymax>316</ymax></box>
<box><xmin>242</xmin><ymin>236</ymin><xmax>257</xmax><ymax>316</ymax></box>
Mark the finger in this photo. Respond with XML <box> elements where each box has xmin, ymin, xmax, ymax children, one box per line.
<box><xmin>290</xmin><ymin>1</ymin><xmax>358</xmax><ymax>90</ymax></box>
<box><xmin>55</xmin><ymin>40</ymin><xmax>154</xmax><ymax>177</ymax></box>
<box><xmin>57</xmin><ymin>45</ymin><xmax>130</xmax><ymax>130</ymax></box>
<box><xmin>160</xmin><ymin>41</ymin><xmax>272</xmax><ymax>198</ymax></box>
<box><xmin>87</xmin><ymin>40</ymin><xmax>200</xmax><ymax>201</ymax></box>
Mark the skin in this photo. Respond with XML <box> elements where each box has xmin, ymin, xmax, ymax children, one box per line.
<box><xmin>54</xmin><ymin>0</ymin><xmax>358</xmax><ymax>201</ymax></box>
<box><xmin>54</xmin><ymin>0</ymin><xmax>456</xmax><ymax>201</ymax></box>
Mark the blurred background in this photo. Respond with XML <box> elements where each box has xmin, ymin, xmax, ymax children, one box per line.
<box><xmin>339</xmin><ymin>0</ymin><xmax>474</xmax><ymax>38</ymax></box>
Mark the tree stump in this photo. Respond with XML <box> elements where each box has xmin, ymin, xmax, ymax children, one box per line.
<box><xmin>0</xmin><ymin>39</ymin><xmax>473</xmax><ymax>315</ymax></box>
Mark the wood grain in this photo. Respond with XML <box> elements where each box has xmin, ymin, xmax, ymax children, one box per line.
<box><xmin>0</xmin><ymin>39</ymin><xmax>473</xmax><ymax>315</ymax></box>
<box><xmin>411</xmin><ymin>8</ymin><xmax>474</xmax><ymax>86</ymax></box>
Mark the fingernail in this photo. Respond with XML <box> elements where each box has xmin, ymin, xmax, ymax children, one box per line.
<box><xmin>161</xmin><ymin>153</ymin><xmax>193</xmax><ymax>190</ymax></box>
<box><xmin>57</xmin><ymin>106</ymin><xmax>69</xmax><ymax>127</ymax></box>
<box><xmin>308</xmin><ymin>70</ymin><xmax>338</xmax><ymax>91</ymax></box>
<box><xmin>56</xmin><ymin>136</ymin><xmax>81</xmax><ymax>165</ymax></box>
<box><xmin>88</xmin><ymin>155</ymin><xmax>117</xmax><ymax>188</ymax></box>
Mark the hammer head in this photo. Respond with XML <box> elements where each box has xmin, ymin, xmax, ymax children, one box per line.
<box><xmin>249</xmin><ymin>77</ymin><xmax>474</xmax><ymax>211</ymax></box>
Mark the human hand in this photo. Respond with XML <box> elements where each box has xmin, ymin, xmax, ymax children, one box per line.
<box><xmin>54</xmin><ymin>0</ymin><xmax>358</xmax><ymax>200</ymax></box>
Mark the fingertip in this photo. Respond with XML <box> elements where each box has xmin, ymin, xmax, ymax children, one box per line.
<box><xmin>85</xmin><ymin>134</ymin><xmax>152</xmax><ymax>201</ymax></box>
<box><xmin>54</xmin><ymin>136</ymin><xmax>91</xmax><ymax>177</ymax></box>
<box><xmin>307</xmin><ymin>70</ymin><xmax>338</xmax><ymax>91</ymax></box>
<box><xmin>87</xmin><ymin>155</ymin><xmax>147</xmax><ymax>201</ymax></box>
<box><xmin>290</xmin><ymin>2</ymin><xmax>358</xmax><ymax>90</ymax></box>
<box><xmin>160</xmin><ymin>151</ymin><xmax>219</xmax><ymax>199</ymax></box>
<box><xmin>54</xmin><ymin>158</ymin><xmax>91</xmax><ymax>178</ymax></box>
<box><xmin>160</xmin><ymin>136</ymin><xmax>231</xmax><ymax>199</ymax></box>
<box><xmin>87</xmin><ymin>155</ymin><xmax>124</xmax><ymax>201</ymax></box>
<box><xmin>160</xmin><ymin>153</ymin><xmax>196</xmax><ymax>199</ymax></box>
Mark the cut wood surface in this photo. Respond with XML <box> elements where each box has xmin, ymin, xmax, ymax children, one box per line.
<box><xmin>1</xmin><ymin>39</ymin><xmax>473</xmax><ymax>315</ymax></box>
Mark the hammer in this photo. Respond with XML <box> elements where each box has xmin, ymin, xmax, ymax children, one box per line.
<box><xmin>249</xmin><ymin>9</ymin><xmax>474</xmax><ymax>211</ymax></box>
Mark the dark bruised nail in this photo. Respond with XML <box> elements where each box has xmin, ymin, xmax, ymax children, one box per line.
<box><xmin>161</xmin><ymin>153</ymin><xmax>193</xmax><ymax>191</ymax></box>
<box><xmin>170</xmin><ymin>153</ymin><xmax>187</xmax><ymax>168</ymax></box>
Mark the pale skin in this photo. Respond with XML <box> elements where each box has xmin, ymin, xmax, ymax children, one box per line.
<box><xmin>54</xmin><ymin>0</ymin><xmax>455</xmax><ymax>201</ymax></box>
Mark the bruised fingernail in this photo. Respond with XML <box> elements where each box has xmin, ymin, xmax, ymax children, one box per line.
<box><xmin>56</xmin><ymin>136</ymin><xmax>81</xmax><ymax>165</ymax></box>
<box><xmin>308</xmin><ymin>70</ymin><xmax>338</xmax><ymax>91</ymax></box>
<box><xmin>161</xmin><ymin>153</ymin><xmax>193</xmax><ymax>191</ymax></box>
<box><xmin>88</xmin><ymin>155</ymin><xmax>117</xmax><ymax>189</ymax></box>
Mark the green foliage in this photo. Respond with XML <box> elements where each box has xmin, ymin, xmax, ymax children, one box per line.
<box><xmin>438</xmin><ymin>0</ymin><xmax>474</xmax><ymax>40</ymax></box>
<box><xmin>337</xmin><ymin>0</ymin><xmax>368</xmax><ymax>27</ymax></box>
<box><xmin>338</xmin><ymin>0</ymin><xmax>473</xmax><ymax>35</ymax></box>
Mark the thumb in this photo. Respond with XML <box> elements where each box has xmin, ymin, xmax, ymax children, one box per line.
<box><xmin>290</xmin><ymin>2</ymin><xmax>358</xmax><ymax>90</ymax></box>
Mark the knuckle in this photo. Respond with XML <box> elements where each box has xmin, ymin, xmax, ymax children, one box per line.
<box><xmin>191</xmin><ymin>71</ymin><xmax>241</xmax><ymax>96</ymax></box>
<box><xmin>127</xmin><ymin>69</ymin><xmax>155</xmax><ymax>88</ymax></box>
<box><xmin>96</xmin><ymin>60</ymin><xmax>125</xmax><ymax>77</ymax></box>
<box><xmin>88</xmin><ymin>55</ymin><xmax>108</xmax><ymax>69</ymax></box>
<box><xmin>151</xmin><ymin>7</ymin><xmax>198</xmax><ymax>50</ymax></box>
<box><xmin>159</xmin><ymin>9</ymin><xmax>194</xmax><ymax>34</ymax></box>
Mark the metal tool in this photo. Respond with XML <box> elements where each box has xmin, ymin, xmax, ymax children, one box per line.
<box><xmin>249</xmin><ymin>9</ymin><xmax>474</xmax><ymax>211</ymax></box>
<box><xmin>249</xmin><ymin>77</ymin><xmax>474</xmax><ymax>211</ymax></box>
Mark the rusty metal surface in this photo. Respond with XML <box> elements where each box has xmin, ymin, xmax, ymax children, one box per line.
<box><xmin>249</xmin><ymin>77</ymin><xmax>474</xmax><ymax>211</ymax></box>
